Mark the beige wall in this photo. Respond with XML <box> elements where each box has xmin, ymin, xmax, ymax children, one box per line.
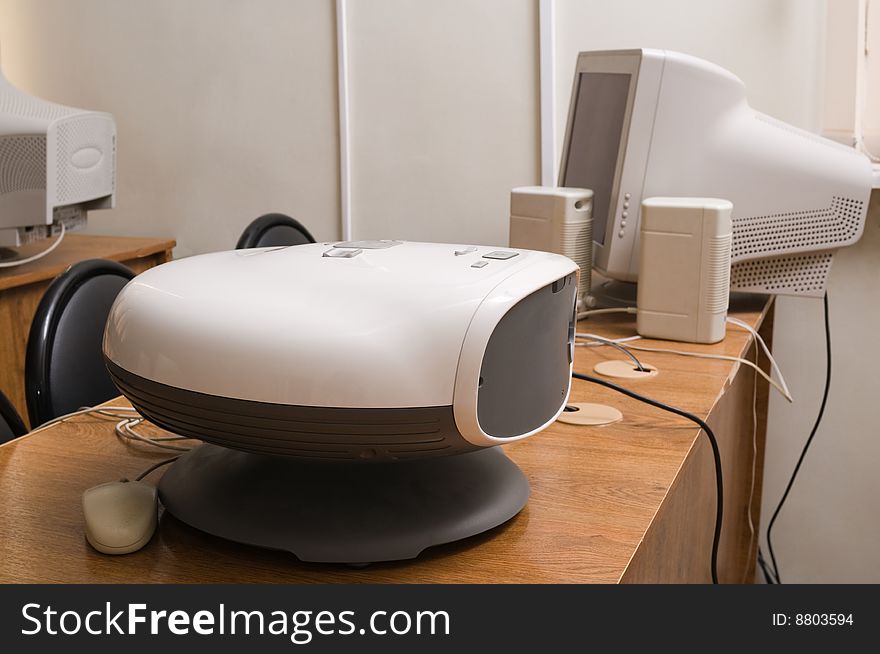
<box><xmin>555</xmin><ymin>0</ymin><xmax>827</xmax><ymax>150</ymax></box>
<box><xmin>346</xmin><ymin>0</ymin><xmax>540</xmax><ymax>245</ymax></box>
<box><xmin>4</xmin><ymin>0</ymin><xmax>877</xmax><ymax>581</ymax></box>
<box><xmin>0</xmin><ymin>0</ymin><xmax>827</xmax><ymax>251</ymax></box>
<box><xmin>762</xmin><ymin>191</ymin><xmax>880</xmax><ymax>583</ymax></box>
<box><xmin>0</xmin><ymin>0</ymin><xmax>340</xmax><ymax>257</ymax></box>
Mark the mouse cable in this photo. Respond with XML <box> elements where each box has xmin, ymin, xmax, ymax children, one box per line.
<box><xmin>764</xmin><ymin>291</ymin><xmax>832</xmax><ymax>585</ymax></box>
<box><xmin>571</xmin><ymin>371</ymin><xmax>723</xmax><ymax>584</ymax></box>
<box><xmin>134</xmin><ymin>456</ymin><xmax>180</xmax><ymax>481</ymax></box>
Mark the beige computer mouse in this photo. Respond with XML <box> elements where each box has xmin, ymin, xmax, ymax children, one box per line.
<box><xmin>82</xmin><ymin>480</ymin><xmax>158</xmax><ymax>555</ymax></box>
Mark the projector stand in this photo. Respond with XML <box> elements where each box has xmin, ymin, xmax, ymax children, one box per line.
<box><xmin>158</xmin><ymin>444</ymin><xmax>529</xmax><ymax>565</ymax></box>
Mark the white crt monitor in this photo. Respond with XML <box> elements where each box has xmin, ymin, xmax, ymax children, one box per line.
<box><xmin>559</xmin><ymin>49</ymin><xmax>873</xmax><ymax>297</ymax></box>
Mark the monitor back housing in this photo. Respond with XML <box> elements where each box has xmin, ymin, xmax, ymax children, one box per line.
<box><xmin>559</xmin><ymin>49</ymin><xmax>872</xmax><ymax>297</ymax></box>
<box><xmin>0</xmin><ymin>69</ymin><xmax>115</xmax><ymax>247</ymax></box>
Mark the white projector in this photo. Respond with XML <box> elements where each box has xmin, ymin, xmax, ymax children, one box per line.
<box><xmin>0</xmin><ymin>68</ymin><xmax>116</xmax><ymax>247</ymax></box>
<box><xmin>103</xmin><ymin>240</ymin><xmax>578</xmax><ymax>563</ymax></box>
<box><xmin>104</xmin><ymin>240</ymin><xmax>578</xmax><ymax>459</ymax></box>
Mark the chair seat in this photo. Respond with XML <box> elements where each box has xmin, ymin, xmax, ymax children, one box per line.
<box><xmin>26</xmin><ymin>259</ymin><xmax>135</xmax><ymax>426</ymax></box>
<box><xmin>236</xmin><ymin>213</ymin><xmax>315</xmax><ymax>249</ymax></box>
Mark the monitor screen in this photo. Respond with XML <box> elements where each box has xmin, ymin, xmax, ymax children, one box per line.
<box><xmin>562</xmin><ymin>72</ymin><xmax>631</xmax><ymax>246</ymax></box>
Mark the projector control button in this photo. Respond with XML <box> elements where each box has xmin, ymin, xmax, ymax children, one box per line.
<box><xmin>332</xmin><ymin>240</ymin><xmax>401</xmax><ymax>249</ymax></box>
<box><xmin>454</xmin><ymin>247</ymin><xmax>477</xmax><ymax>256</ymax></box>
<box><xmin>483</xmin><ymin>251</ymin><xmax>519</xmax><ymax>260</ymax></box>
<box><xmin>471</xmin><ymin>261</ymin><xmax>489</xmax><ymax>268</ymax></box>
<box><xmin>323</xmin><ymin>248</ymin><xmax>363</xmax><ymax>258</ymax></box>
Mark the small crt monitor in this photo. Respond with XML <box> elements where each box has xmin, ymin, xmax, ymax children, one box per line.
<box><xmin>559</xmin><ymin>49</ymin><xmax>872</xmax><ymax>297</ymax></box>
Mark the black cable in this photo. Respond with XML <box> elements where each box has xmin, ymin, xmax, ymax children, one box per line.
<box><xmin>135</xmin><ymin>456</ymin><xmax>179</xmax><ymax>481</ymax></box>
<box><xmin>757</xmin><ymin>547</ymin><xmax>777</xmax><ymax>584</ymax></box>
<box><xmin>764</xmin><ymin>291</ymin><xmax>832</xmax><ymax>584</ymax></box>
<box><xmin>572</xmin><ymin>371</ymin><xmax>723</xmax><ymax>584</ymax></box>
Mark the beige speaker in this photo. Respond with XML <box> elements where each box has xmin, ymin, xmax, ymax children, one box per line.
<box><xmin>636</xmin><ymin>197</ymin><xmax>732</xmax><ymax>344</ymax></box>
<box><xmin>510</xmin><ymin>186</ymin><xmax>593</xmax><ymax>304</ymax></box>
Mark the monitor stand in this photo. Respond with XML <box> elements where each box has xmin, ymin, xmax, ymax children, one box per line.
<box><xmin>588</xmin><ymin>277</ymin><xmax>637</xmax><ymax>308</ymax></box>
<box><xmin>158</xmin><ymin>443</ymin><xmax>529</xmax><ymax>565</ymax></box>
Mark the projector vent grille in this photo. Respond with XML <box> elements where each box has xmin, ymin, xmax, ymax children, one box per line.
<box><xmin>107</xmin><ymin>360</ymin><xmax>477</xmax><ymax>463</ymax></box>
<box><xmin>55</xmin><ymin>117</ymin><xmax>114</xmax><ymax>204</ymax></box>
<box><xmin>730</xmin><ymin>251</ymin><xmax>833</xmax><ymax>296</ymax></box>
<box><xmin>732</xmin><ymin>196</ymin><xmax>863</xmax><ymax>260</ymax></box>
<box><xmin>0</xmin><ymin>134</ymin><xmax>46</xmax><ymax>194</ymax></box>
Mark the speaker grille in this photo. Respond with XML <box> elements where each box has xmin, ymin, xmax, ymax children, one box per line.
<box><xmin>703</xmin><ymin>233</ymin><xmax>731</xmax><ymax>313</ymax></box>
<box><xmin>732</xmin><ymin>196</ymin><xmax>863</xmax><ymax>260</ymax></box>
<box><xmin>560</xmin><ymin>218</ymin><xmax>592</xmax><ymax>297</ymax></box>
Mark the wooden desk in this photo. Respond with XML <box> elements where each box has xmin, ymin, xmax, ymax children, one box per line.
<box><xmin>0</xmin><ymin>234</ymin><xmax>175</xmax><ymax>425</ymax></box>
<box><xmin>0</xmin><ymin>295</ymin><xmax>773</xmax><ymax>583</ymax></box>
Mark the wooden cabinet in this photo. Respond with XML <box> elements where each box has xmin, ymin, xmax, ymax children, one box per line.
<box><xmin>0</xmin><ymin>234</ymin><xmax>175</xmax><ymax>425</ymax></box>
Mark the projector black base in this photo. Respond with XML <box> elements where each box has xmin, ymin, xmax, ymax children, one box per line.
<box><xmin>158</xmin><ymin>443</ymin><xmax>529</xmax><ymax>564</ymax></box>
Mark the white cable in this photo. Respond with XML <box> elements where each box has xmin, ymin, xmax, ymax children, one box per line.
<box><xmin>577</xmin><ymin>333</ymin><xmax>647</xmax><ymax>371</ymax></box>
<box><xmin>726</xmin><ymin>316</ymin><xmax>792</xmax><ymax>401</ymax></box>
<box><xmin>0</xmin><ymin>224</ymin><xmax>65</xmax><ymax>268</ymax></box>
<box><xmin>575</xmin><ymin>320</ymin><xmax>792</xmax><ymax>403</ymax></box>
<box><xmin>31</xmin><ymin>404</ymin><xmax>196</xmax><ymax>453</ymax></box>
<box><xmin>31</xmin><ymin>404</ymin><xmax>192</xmax><ymax>486</ymax></box>
<box><xmin>576</xmin><ymin>333</ymin><xmax>642</xmax><ymax>346</ymax></box>
<box><xmin>115</xmin><ymin>418</ymin><xmax>192</xmax><ymax>452</ymax></box>
<box><xmin>620</xmin><ymin>342</ymin><xmax>793</xmax><ymax>403</ymax></box>
<box><xmin>743</xmin><ymin>338</ymin><xmax>759</xmax><ymax>582</ymax></box>
<box><xmin>29</xmin><ymin>403</ymin><xmax>139</xmax><ymax>434</ymax></box>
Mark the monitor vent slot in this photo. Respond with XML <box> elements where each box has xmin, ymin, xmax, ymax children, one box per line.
<box><xmin>730</xmin><ymin>251</ymin><xmax>833</xmax><ymax>296</ymax></box>
<box><xmin>0</xmin><ymin>134</ymin><xmax>46</xmax><ymax>194</ymax></box>
<box><xmin>0</xmin><ymin>84</ymin><xmax>78</xmax><ymax>122</ymax></box>
<box><xmin>732</xmin><ymin>196</ymin><xmax>863</xmax><ymax>260</ymax></box>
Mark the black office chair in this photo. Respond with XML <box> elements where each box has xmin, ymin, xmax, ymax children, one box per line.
<box><xmin>236</xmin><ymin>213</ymin><xmax>316</xmax><ymax>249</ymax></box>
<box><xmin>0</xmin><ymin>389</ymin><xmax>26</xmax><ymax>443</ymax></box>
<box><xmin>25</xmin><ymin>259</ymin><xmax>135</xmax><ymax>427</ymax></box>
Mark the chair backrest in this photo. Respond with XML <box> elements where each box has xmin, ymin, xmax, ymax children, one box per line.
<box><xmin>26</xmin><ymin>259</ymin><xmax>135</xmax><ymax>426</ymax></box>
<box><xmin>236</xmin><ymin>213</ymin><xmax>316</xmax><ymax>249</ymax></box>
<box><xmin>0</xmin><ymin>389</ymin><xmax>26</xmax><ymax>443</ymax></box>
